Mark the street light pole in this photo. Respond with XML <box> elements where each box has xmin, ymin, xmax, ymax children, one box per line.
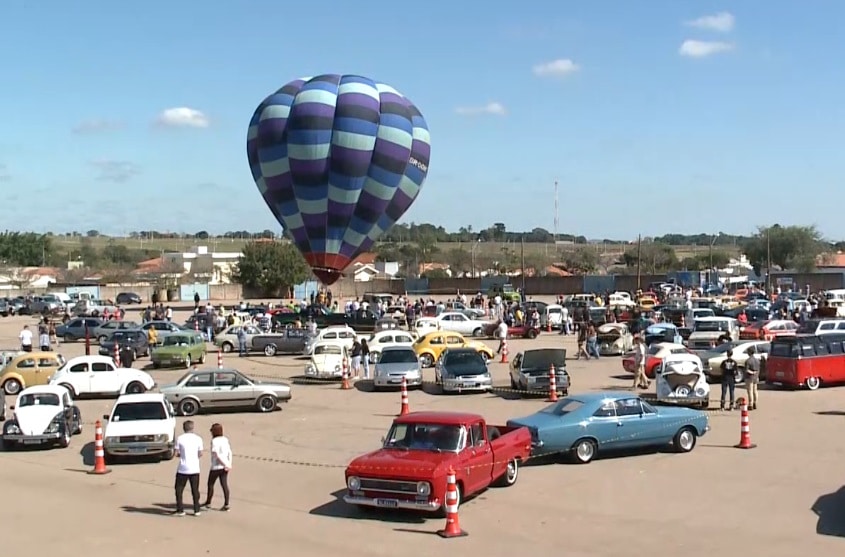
<box><xmin>471</xmin><ymin>239</ymin><xmax>481</xmax><ymax>278</ymax></box>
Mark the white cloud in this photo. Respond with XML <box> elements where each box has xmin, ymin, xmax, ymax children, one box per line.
<box><xmin>72</xmin><ymin>119</ymin><xmax>124</xmax><ymax>134</ymax></box>
<box><xmin>89</xmin><ymin>159</ymin><xmax>141</xmax><ymax>183</ymax></box>
<box><xmin>454</xmin><ymin>102</ymin><xmax>507</xmax><ymax>116</ymax></box>
<box><xmin>533</xmin><ymin>58</ymin><xmax>580</xmax><ymax>77</ymax></box>
<box><xmin>679</xmin><ymin>40</ymin><xmax>734</xmax><ymax>58</ymax></box>
<box><xmin>685</xmin><ymin>12</ymin><xmax>735</xmax><ymax>33</ymax></box>
<box><xmin>155</xmin><ymin>107</ymin><xmax>210</xmax><ymax>128</ymax></box>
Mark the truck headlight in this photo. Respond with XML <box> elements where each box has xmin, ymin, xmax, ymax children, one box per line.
<box><xmin>417</xmin><ymin>481</ymin><xmax>431</xmax><ymax>496</ymax></box>
<box><xmin>335</xmin><ymin>365</ymin><xmax>341</xmax><ymax>372</ymax></box>
<box><xmin>45</xmin><ymin>419</ymin><xmax>61</xmax><ymax>434</ymax></box>
<box><xmin>526</xmin><ymin>376</ymin><xmax>535</xmax><ymax>383</ymax></box>
<box><xmin>105</xmin><ymin>436</ymin><xmax>119</xmax><ymax>445</ymax></box>
<box><xmin>5</xmin><ymin>423</ymin><xmax>20</xmax><ymax>435</ymax></box>
<box><xmin>347</xmin><ymin>476</ymin><xmax>360</xmax><ymax>490</ymax></box>
<box><xmin>305</xmin><ymin>364</ymin><xmax>315</xmax><ymax>375</ymax></box>
<box><xmin>153</xmin><ymin>434</ymin><xmax>168</xmax><ymax>443</ymax></box>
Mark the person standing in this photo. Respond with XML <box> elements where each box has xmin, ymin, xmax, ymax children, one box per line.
<box><xmin>19</xmin><ymin>325</ymin><xmax>33</xmax><ymax>352</ymax></box>
<box><xmin>237</xmin><ymin>326</ymin><xmax>248</xmax><ymax>357</ymax></box>
<box><xmin>174</xmin><ymin>420</ymin><xmax>204</xmax><ymax>517</ymax></box>
<box><xmin>586</xmin><ymin>322</ymin><xmax>600</xmax><ymax>359</ymax></box>
<box><xmin>204</xmin><ymin>423</ymin><xmax>232</xmax><ymax>511</ymax></box>
<box><xmin>720</xmin><ymin>350</ymin><xmax>738</xmax><ymax>411</ymax></box>
<box><xmin>576</xmin><ymin>323</ymin><xmax>590</xmax><ymax>360</ymax></box>
<box><xmin>350</xmin><ymin>338</ymin><xmax>362</xmax><ymax>379</ymax></box>
<box><xmin>495</xmin><ymin>320</ymin><xmax>508</xmax><ymax>354</ymax></box>
<box><xmin>147</xmin><ymin>325</ymin><xmax>158</xmax><ymax>349</ymax></box>
<box><xmin>744</xmin><ymin>347</ymin><xmax>760</xmax><ymax>410</ymax></box>
<box><xmin>39</xmin><ymin>326</ymin><xmax>51</xmax><ymax>351</ymax></box>
<box><xmin>632</xmin><ymin>336</ymin><xmax>649</xmax><ymax>389</ymax></box>
<box><xmin>360</xmin><ymin>338</ymin><xmax>371</xmax><ymax>380</ymax></box>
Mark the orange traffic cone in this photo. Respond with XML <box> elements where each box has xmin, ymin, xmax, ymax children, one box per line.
<box><xmin>547</xmin><ymin>364</ymin><xmax>558</xmax><ymax>402</ymax></box>
<box><xmin>217</xmin><ymin>350</ymin><xmax>223</xmax><ymax>369</ymax></box>
<box><xmin>113</xmin><ymin>343</ymin><xmax>120</xmax><ymax>367</ymax></box>
<box><xmin>399</xmin><ymin>376</ymin><xmax>410</xmax><ymax>416</ymax></box>
<box><xmin>437</xmin><ymin>467</ymin><xmax>467</xmax><ymax>538</ymax></box>
<box><xmin>735</xmin><ymin>398</ymin><xmax>756</xmax><ymax>449</ymax></box>
<box><xmin>341</xmin><ymin>357</ymin><xmax>351</xmax><ymax>390</ymax></box>
<box><xmin>499</xmin><ymin>338</ymin><xmax>509</xmax><ymax>364</ymax></box>
<box><xmin>88</xmin><ymin>420</ymin><xmax>111</xmax><ymax>475</ymax></box>
<box><xmin>546</xmin><ymin>321</ymin><xmax>552</xmax><ymax>333</ymax></box>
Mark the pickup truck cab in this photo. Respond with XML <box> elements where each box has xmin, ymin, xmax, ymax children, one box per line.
<box><xmin>344</xmin><ymin>411</ymin><xmax>531</xmax><ymax>515</ymax></box>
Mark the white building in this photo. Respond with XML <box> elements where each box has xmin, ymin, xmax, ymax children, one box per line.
<box><xmin>351</xmin><ymin>260</ymin><xmax>400</xmax><ymax>282</ymax></box>
<box><xmin>162</xmin><ymin>246</ymin><xmax>242</xmax><ymax>285</ymax></box>
<box><xmin>0</xmin><ymin>267</ymin><xmax>59</xmax><ymax>290</ymax></box>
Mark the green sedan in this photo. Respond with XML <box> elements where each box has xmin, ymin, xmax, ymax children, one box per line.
<box><xmin>151</xmin><ymin>332</ymin><xmax>207</xmax><ymax>369</ymax></box>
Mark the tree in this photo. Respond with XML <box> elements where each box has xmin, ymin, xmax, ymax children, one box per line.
<box><xmin>620</xmin><ymin>242</ymin><xmax>678</xmax><ymax>274</ymax></box>
<box><xmin>560</xmin><ymin>246</ymin><xmax>600</xmax><ymax>274</ymax></box>
<box><xmin>443</xmin><ymin>248</ymin><xmax>472</xmax><ymax>276</ymax></box>
<box><xmin>743</xmin><ymin>225</ymin><xmax>824</xmax><ymax>273</ymax></box>
<box><xmin>232</xmin><ymin>241</ymin><xmax>309</xmax><ymax>296</ymax></box>
<box><xmin>0</xmin><ymin>232</ymin><xmax>54</xmax><ymax>266</ymax></box>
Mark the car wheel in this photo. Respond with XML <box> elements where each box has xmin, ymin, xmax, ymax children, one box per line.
<box><xmin>199</xmin><ymin>352</ymin><xmax>206</xmax><ymax>364</ymax></box>
<box><xmin>806</xmin><ymin>376</ymin><xmax>821</xmax><ymax>390</ymax></box>
<box><xmin>161</xmin><ymin>449</ymin><xmax>175</xmax><ymax>461</ymax></box>
<box><xmin>472</xmin><ymin>328</ymin><xmax>482</xmax><ymax>338</ymax></box>
<box><xmin>256</xmin><ymin>395</ymin><xmax>277</xmax><ymax>413</ymax></box>
<box><xmin>64</xmin><ymin>334</ymin><xmax>76</xmax><ymax>342</ymax></box>
<box><xmin>264</xmin><ymin>344</ymin><xmax>277</xmax><ymax>357</ymax></box>
<box><xmin>369</xmin><ymin>351</ymin><xmax>380</xmax><ymax>364</ymax></box>
<box><xmin>527</xmin><ymin>329</ymin><xmax>538</xmax><ymax>339</ymax></box>
<box><xmin>58</xmin><ymin>427</ymin><xmax>71</xmax><ymax>448</ymax></box>
<box><xmin>674</xmin><ymin>427</ymin><xmax>697</xmax><ymax>453</ymax></box>
<box><xmin>184</xmin><ymin>355</ymin><xmax>192</xmax><ymax>369</ymax></box>
<box><xmin>420</xmin><ymin>354</ymin><xmax>434</xmax><ymax>368</ymax></box>
<box><xmin>510</xmin><ymin>376</ymin><xmax>517</xmax><ymax>389</ymax></box>
<box><xmin>125</xmin><ymin>381</ymin><xmax>146</xmax><ymax>394</ymax></box>
<box><xmin>221</xmin><ymin>342</ymin><xmax>233</xmax><ymax>353</ymax></box>
<box><xmin>572</xmin><ymin>438</ymin><xmax>597</xmax><ymax>464</ymax></box>
<box><xmin>104</xmin><ymin>452</ymin><xmax>116</xmax><ymax>465</ymax></box>
<box><xmin>494</xmin><ymin>458</ymin><xmax>519</xmax><ymax>487</ymax></box>
<box><xmin>438</xmin><ymin>482</ymin><xmax>462</xmax><ymax>518</ymax></box>
<box><xmin>153</xmin><ymin>362</ymin><xmax>161</xmax><ymax>369</ymax></box>
<box><xmin>3</xmin><ymin>379</ymin><xmax>22</xmax><ymax>396</ymax></box>
<box><xmin>480</xmin><ymin>352</ymin><xmax>490</xmax><ymax>363</ymax></box>
<box><xmin>179</xmin><ymin>398</ymin><xmax>199</xmax><ymax>416</ymax></box>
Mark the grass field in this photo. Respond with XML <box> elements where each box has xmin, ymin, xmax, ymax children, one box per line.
<box><xmin>51</xmin><ymin>235</ymin><xmax>740</xmax><ymax>261</ymax></box>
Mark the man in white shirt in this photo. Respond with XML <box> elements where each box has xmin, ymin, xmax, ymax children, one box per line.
<box><xmin>632</xmin><ymin>336</ymin><xmax>649</xmax><ymax>390</ymax></box>
<box><xmin>174</xmin><ymin>420</ymin><xmax>204</xmax><ymax>516</ymax></box>
<box><xmin>496</xmin><ymin>320</ymin><xmax>508</xmax><ymax>354</ymax></box>
<box><xmin>19</xmin><ymin>325</ymin><xmax>33</xmax><ymax>352</ymax></box>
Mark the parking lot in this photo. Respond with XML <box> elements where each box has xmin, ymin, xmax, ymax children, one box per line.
<box><xmin>1</xmin><ymin>309</ymin><xmax>843</xmax><ymax>557</ymax></box>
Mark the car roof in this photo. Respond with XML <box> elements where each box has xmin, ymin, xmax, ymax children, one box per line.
<box><xmin>395</xmin><ymin>411</ymin><xmax>484</xmax><ymax>425</ymax></box>
<box><xmin>695</xmin><ymin>316</ymin><xmax>733</xmax><ymax>321</ymax></box>
<box><xmin>565</xmin><ymin>392</ymin><xmax>639</xmax><ymax>404</ymax></box>
<box><xmin>381</xmin><ymin>345</ymin><xmax>415</xmax><ymax>351</ymax></box>
<box><xmin>64</xmin><ymin>355</ymin><xmax>116</xmax><ymax>365</ymax></box>
<box><xmin>19</xmin><ymin>384</ymin><xmax>70</xmax><ymax>397</ymax></box>
<box><xmin>115</xmin><ymin>393</ymin><xmax>166</xmax><ymax>403</ymax></box>
<box><xmin>442</xmin><ymin>347</ymin><xmax>478</xmax><ymax>354</ymax></box>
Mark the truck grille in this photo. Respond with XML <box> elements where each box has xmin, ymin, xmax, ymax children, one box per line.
<box><xmin>691</xmin><ymin>340</ymin><xmax>714</xmax><ymax>350</ymax></box>
<box><xmin>118</xmin><ymin>435</ymin><xmax>156</xmax><ymax>443</ymax></box>
<box><xmin>359</xmin><ymin>478</ymin><xmax>418</xmax><ymax>494</ymax></box>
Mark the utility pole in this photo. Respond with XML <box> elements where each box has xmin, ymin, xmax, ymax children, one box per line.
<box><xmin>553</xmin><ymin>180</ymin><xmax>559</xmax><ymax>244</ymax></box>
<box><xmin>766</xmin><ymin>229</ymin><xmax>772</xmax><ymax>294</ymax></box>
<box><xmin>636</xmin><ymin>234</ymin><xmax>642</xmax><ymax>290</ymax></box>
<box><xmin>520</xmin><ymin>235</ymin><xmax>526</xmax><ymax>296</ymax></box>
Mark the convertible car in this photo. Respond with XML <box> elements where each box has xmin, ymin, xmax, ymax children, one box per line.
<box><xmin>507</xmin><ymin>392</ymin><xmax>709</xmax><ymax>464</ymax></box>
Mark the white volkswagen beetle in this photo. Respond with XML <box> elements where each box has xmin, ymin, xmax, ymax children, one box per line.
<box><xmin>655</xmin><ymin>353</ymin><xmax>710</xmax><ymax>408</ymax></box>
<box><xmin>366</xmin><ymin>330</ymin><xmax>415</xmax><ymax>363</ymax></box>
<box><xmin>304</xmin><ymin>341</ymin><xmax>349</xmax><ymax>379</ymax></box>
<box><xmin>597</xmin><ymin>323</ymin><xmax>634</xmax><ymax>356</ymax></box>
<box><xmin>2</xmin><ymin>385</ymin><xmax>82</xmax><ymax>450</ymax></box>
<box><xmin>48</xmin><ymin>355</ymin><xmax>156</xmax><ymax>398</ymax></box>
<box><xmin>414</xmin><ymin>317</ymin><xmax>440</xmax><ymax>338</ymax></box>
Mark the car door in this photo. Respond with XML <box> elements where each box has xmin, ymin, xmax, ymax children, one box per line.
<box><xmin>211</xmin><ymin>371</ymin><xmax>253</xmax><ymax>407</ymax></box>
<box><xmin>15</xmin><ymin>357</ymin><xmax>40</xmax><ymax>387</ymax></box>
<box><xmin>462</xmin><ymin>421</ymin><xmax>494</xmax><ymax>493</ymax></box>
<box><xmin>450</xmin><ymin>314</ymin><xmax>472</xmax><ymax>334</ymax></box>
<box><xmin>393</xmin><ymin>333</ymin><xmax>414</xmax><ymax>345</ymax></box>
<box><xmin>614</xmin><ymin>398</ymin><xmax>660</xmax><ymax>447</ymax></box>
<box><xmin>183</xmin><ymin>372</ymin><xmax>216</xmax><ymax>406</ymax></box>
<box><xmin>586</xmin><ymin>400</ymin><xmax>625</xmax><ymax>450</ymax></box>
<box><xmin>88</xmin><ymin>361</ymin><xmax>122</xmax><ymax>394</ymax></box>
<box><xmin>64</xmin><ymin>361</ymin><xmax>91</xmax><ymax>393</ymax></box>
<box><xmin>282</xmin><ymin>328</ymin><xmax>305</xmax><ymax>352</ymax></box>
<box><xmin>36</xmin><ymin>357</ymin><xmax>61</xmax><ymax>386</ymax></box>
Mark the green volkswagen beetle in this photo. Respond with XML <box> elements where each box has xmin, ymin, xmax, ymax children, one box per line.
<box><xmin>151</xmin><ymin>332</ymin><xmax>207</xmax><ymax>369</ymax></box>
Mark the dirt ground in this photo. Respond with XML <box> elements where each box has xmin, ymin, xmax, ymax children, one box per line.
<box><xmin>0</xmin><ymin>310</ymin><xmax>843</xmax><ymax>557</ymax></box>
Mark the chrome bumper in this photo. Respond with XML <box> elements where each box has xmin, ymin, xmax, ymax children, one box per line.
<box><xmin>305</xmin><ymin>370</ymin><xmax>343</xmax><ymax>379</ymax></box>
<box><xmin>3</xmin><ymin>433</ymin><xmax>61</xmax><ymax>443</ymax></box>
<box><xmin>373</xmin><ymin>376</ymin><xmax>423</xmax><ymax>387</ymax></box>
<box><xmin>105</xmin><ymin>442</ymin><xmax>172</xmax><ymax>456</ymax></box>
<box><xmin>441</xmin><ymin>380</ymin><xmax>493</xmax><ymax>392</ymax></box>
<box><xmin>343</xmin><ymin>494</ymin><xmax>441</xmax><ymax>511</ymax></box>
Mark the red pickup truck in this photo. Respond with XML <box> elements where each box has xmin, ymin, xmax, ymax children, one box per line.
<box><xmin>344</xmin><ymin>411</ymin><xmax>532</xmax><ymax>515</ymax></box>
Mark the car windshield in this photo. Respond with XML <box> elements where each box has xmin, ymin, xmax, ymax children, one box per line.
<box><xmin>111</xmin><ymin>331</ymin><xmax>140</xmax><ymax>341</ymax></box>
<box><xmin>111</xmin><ymin>402</ymin><xmax>167</xmax><ymax>421</ymax></box>
<box><xmin>314</xmin><ymin>344</ymin><xmax>342</xmax><ymax>355</ymax></box>
<box><xmin>163</xmin><ymin>336</ymin><xmax>189</xmax><ymax>347</ymax></box>
<box><xmin>383</xmin><ymin>422</ymin><xmax>463</xmax><ymax>452</ymax></box>
<box><xmin>694</xmin><ymin>320</ymin><xmax>729</xmax><ymax>332</ymax></box>
<box><xmin>17</xmin><ymin>393</ymin><xmax>60</xmax><ymax>407</ymax></box>
<box><xmin>442</xmin><ymin>351</ymin><xmax>486</xmax><ymax>375</ymax></box>
<box><xmin>539</xmin><ymin>398</ymin><xmax>584</xmax><ymax>415</ymax></box>
<box><xmin>378</xmin><ymin>349</ymin><xmax>418</xmax><ymax>364</ymax></box>
<box><xmin>521</xmin><ymin>349</ymin><xmax>566</xmax><ymax>370</ymax></box>
<box><xmin>709</xmin><ymin>343</ymin><xmax>737</xmax><ymax>354</ymax></box>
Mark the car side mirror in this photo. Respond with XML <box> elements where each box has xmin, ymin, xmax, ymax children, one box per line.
<box><xmin>102</xmin><ymin>414</ymin><xmax>109</xmax><ymax>420</ymax></box>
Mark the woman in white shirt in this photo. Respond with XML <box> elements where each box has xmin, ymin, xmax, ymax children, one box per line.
<box><xmin>203</xmin><ymin>423</ymin><xmax>232</xmax><ymax>511</ymax></box>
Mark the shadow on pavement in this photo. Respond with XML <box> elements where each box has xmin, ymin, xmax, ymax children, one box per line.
<box><xmin>309</xmin><ymin>489</ymin><xmax>426</xmax><ymax>524</ymax></box>
<box><xmin>812</xmin><ymin>487</ymin><xmax>845</xmax><ymax>537</ymax></box>
<box><xmin>80</xmin><ymin>441</ymin><xmax>94</xmax><ymax>466</ymax></box>
<box><xmin>814</xmin><ymin>411</ymin><xmax>845</xmax><ymax>417</ymax></box>
<box><xmin>121</xmin><ymin>502</ymin><xmax>177</xmax><ymax>517</ymax></box>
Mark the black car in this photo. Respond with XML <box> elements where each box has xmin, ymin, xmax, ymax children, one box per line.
<box><xmin>508</xmin><ymin>348</ymin><xmax>570</xmax><ymax>395</ymax></box>
<box><xmin>116</xmin><ymin>292</ymin><xmax>142</xmax><ymax>304</ymax></box>
<box><xmin>98</xmin><ymin>329</ymin><xmax>150</xmax><ymax>358</ymax></box>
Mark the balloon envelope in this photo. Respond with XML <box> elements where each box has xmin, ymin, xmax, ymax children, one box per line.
<box><xmin>247</xmin><ymin>74</ymin><xmax>431</xmax><ymax>285</ymax></box>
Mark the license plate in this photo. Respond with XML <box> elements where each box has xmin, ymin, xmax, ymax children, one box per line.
<box><xmin>23</xmin><ymin>439</ymin><xmax>41</xmax><ymax>445</ymax></box>
<box><xmin>389</xmin><ymin>379</ymin><xmax>402</xmax><ymax>384</ymax></box>
<box><xmin>776</xmin><ymin>371</ymin><xmax>784</xmax><ymax>377</ymax></box>
<box><xmin>128</xmin><ymin>447</ymin><xmax>146</xmax><ymax>454</ymax></box>
<box><xmin>376</xmin><ymin>498</ymin><xmax>399</xmax><ymax>508</ymax></box>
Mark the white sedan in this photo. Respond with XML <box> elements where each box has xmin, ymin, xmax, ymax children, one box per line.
<box><xmin>414</xmin><ymin>317</ymin><xmax>440</xmax><ymax>338</ymax></box>
<box><xmin>436</xmin><ymin>311</ymin><xmax>490</xmax><ymax>337</ymax></box>
<box><xmin>366</xmin><ymin>330</ymin><xmax>415</xmax><ymax>363</ymax></box>
<box><xmin>48</xmin><ymin>355</ymin><xmax>156</xmax><ymax>398</ymax></box>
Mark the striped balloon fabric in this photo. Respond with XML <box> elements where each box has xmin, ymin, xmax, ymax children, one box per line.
<box><xmin>247</xmin><ymin>74</ymin><xmax>431</xmax><ymax>285</ymax></box>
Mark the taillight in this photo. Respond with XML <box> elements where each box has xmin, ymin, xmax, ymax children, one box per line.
<box><xmin>758</xmin><ymin>330</ymin><xmax>765</xmax><ymax>340</ymax></box>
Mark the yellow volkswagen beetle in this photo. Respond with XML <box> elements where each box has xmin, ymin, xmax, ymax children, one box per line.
<box><xmin>413</xmin><ymin>331</ymin><xmax>494</xmax><ymax>368</ymax></box>
<box><xmin>1</xmin><ymin>352</ymin><xmax>67</xmax><ymax>395</ymax></box>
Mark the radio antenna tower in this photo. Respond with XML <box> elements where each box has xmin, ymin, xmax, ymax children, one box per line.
<box><xmin>553</xmin><ymin>179</ymin><xmax>559</xmax><ymax>243</ymax></box>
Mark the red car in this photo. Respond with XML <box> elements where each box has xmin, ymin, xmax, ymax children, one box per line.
<box><xmin>621</xmin><ymin>342</ymin><xmax>693</xmax><ymax>379</ymax></box>
<box><xmin>738</xmin><ymin>319</ymin><xmax>798</xmax><ymax>341</ymax></box>
<box><xmin>483</xmin><ymin>321</ymin><xmax>540</xmax><ymax>339</ymax></box>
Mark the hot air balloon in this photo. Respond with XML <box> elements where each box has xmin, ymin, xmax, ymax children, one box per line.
<box><xmin>247</xmin><ymin>74</ymin><xmax>430</xmax><ymax>285</ymax></box>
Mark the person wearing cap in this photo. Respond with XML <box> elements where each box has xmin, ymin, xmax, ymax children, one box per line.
<box><xmin>719</xmin><ymin>349</ymin><xmax>738</xmax><ymax>411</ymax></box>
<box><xmin>744</xmin><ymin>346</ymin><xmax>760</xmax><ymax>410</ymax></box>
<box><xmin>632</xmin><ymin>335</ymin><xmax>649</xmax><ymax>389</ymax></box>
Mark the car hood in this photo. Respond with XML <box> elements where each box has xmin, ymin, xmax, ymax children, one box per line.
<box><xmin>153</xmin><ymin>346</ymin><xmax>188</xmax><ymax>355</ymax></box>
<box><xmin>104</xmin><ymin>419</ymin><xmax>173</xmax><ymax>437</ymax></box>
<box><xmin>14</xmin><ymin>406</ymin><xmax>63</xmax><ymax>435</ymax></box>
<box><xmin>375</xmin><ymin>362</ymin><xmax>420</xmax><ymax>375</ymax></box>
<box><xmin>311</xmin><ymin>354</ymin><xmax>342</xmax><ymax>370</ymax></box>
<box><xmin>347</xmin><ymin>448</ymin><xmax>455</xmax><ymax>479</ymax></box>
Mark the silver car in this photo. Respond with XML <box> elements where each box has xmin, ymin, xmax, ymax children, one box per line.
<box><xmin>434</xmin><ymin>348</ymin><xmax>493</xmax><ymax>393</ymax></box>
<box><xmin>372</xmin><ymin>346</ymin><xmax>423</xmax><ymax>390</ymax></box>
<box><xmin>159</xmin><ymin>368</ymin><xmax>292</xmax><ymax>416</ymax></box>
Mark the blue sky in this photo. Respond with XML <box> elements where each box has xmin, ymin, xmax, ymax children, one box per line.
<box><xmin>2</xmin><ymin>1</ymin><xmax>844</xmax><ymax>240</ymax></box>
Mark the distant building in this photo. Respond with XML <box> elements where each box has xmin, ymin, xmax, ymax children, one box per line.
<box><xmin>134</xmin><ymin>246</ymin><xmax>242</xmax><ymax>285</ymax></box>
<box><xmin>349</xmin><ymin>253</ymin><xmax>400</xmax><ymax>282</ymax></box>
<box><xmin>0</xmin><ymin>267</ymin><xmax>60</xmax><ymax>290</ymax></box>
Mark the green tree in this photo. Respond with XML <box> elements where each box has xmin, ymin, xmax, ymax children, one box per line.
<box><xmin>0</xmin><ymin>232</ymin><xmax>54</xmax><ymax>266</ymax></box>
<box><xmin>743</xmin><ymin>225</ymin><xmax>824</xmax><ymax>273</ymax></box>
<box><xmin>620</xmin><ymin>242</ymin><xmax>678</xmax><ymax>273</ymax></box>
<box><xmin>560</xmin><ymin>246</ymin><xmax>600</xmax><ymax>274</ymax></box>
<box><xmin>232</xmin><ymin>241</ymin><xmax>309</xmax><ymax>296</ymax></box>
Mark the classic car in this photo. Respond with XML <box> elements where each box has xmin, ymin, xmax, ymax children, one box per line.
<box><xmin>436</xmin><ymin>311</ymin><xmax>492</xmax><ymax>337</ymax></box>
<box><xmin>413</xmin><ymin>331</ymin><xmax>495</xmax><ymax>368</ymax></box>
<box><xmin>607</xmin><ymin>293</ymin><xmax>636</xmax><ymax>309</ymax></box>
<box><xmin>545</xmin><ymin>304</ymin><xmax>566</xmax><ymax>329</ymax></box>
<box><xmin>304</xmin><ymin>342</ymin><xmax>349</xmax><ymax>379</ymax></box>
<box><xmin>738</xmin><ymin>319</ymin><xmax>798</xmax><ymax>341</ymax></box>
<box><xmin>48</xmin><ymin>355</ymin><xmax>155</xmax><ymax>398</ymax></box>
<box><xmin>102</xmin><ymin>393</ymin><xmax>176</xmax><ymax>463</ymax></box>
<box><xmin>0</xmin><ymin>351</ymin><xmax>23</xmax><ymax>371</ymax></box>
<box><xmin>643</xmin><ymin>322</ymin><xmax>682</xmax><ymax>346</ymax></box>
<box><xmin>115</xmin><ymin>292</ymin><xmax>142</xmax><ymax>304</ymax></box>
<box><xmin>655</xmin><ymin>353</ymin><xmax>710</xmax><ymax>408</ymax></box>
<box><xmin>1</xmin><ymin>352</ymin><xmax>67</xmax><ymax>395</ymax></box>
<box><xmin>434</xmin><ymin>348</ymin><xmax>492</xmax><ymax>393</ymax></box>
<box><xmin>483</xmin><ymin>320</ymin><xmax>541</xmax><ymax>339</ymax></box>
<box><xmin>302</xmin><ymin>325</ymin><xmax>357</xmax><ymax>355</ymax></box>
<box><xmin>621</xmin><ymin>342</ymin><xmax>693</xmax><ymax>379</ymax></box>
<box><xmin>151</xmin><ymin>332</ymin><xmax>207</xmax><ymax>369</ymax></box>
<box><xmin>98</xmin><ymin>329</ymin><xmax>151</xmax><ymax>358</ymax></box>
<box><xmin>372</xmin><ymin>346</ymin><xmax>423</xmax><ymax>390</ymax></box>
<box><xmin>94</xmin><ymin>320</ymin><xmax>141</xmax><ymax>343</ymax></box>
<box><xmin>373</xmin><ymin>318</ymin><xmax>401</xmax><ymax>332</ymax></box>
<box><xmin>700</xmin><ymin>340</ymin><xmax>770</xmax><ymax>381</ymax></box>
<box><xmin>324</xmin><ymin>309</ymin><xmax>379</xmax><ymax>332</ymax></box>
<box><xmin>252</xmin><ymin>328</ymin><xmax>310</xmax><ymax>356</ymax></box>
<box><xmin>413</xmin><ymin>317</ymin><xmax>441</xmax><ymax>338</ymax></box>
<box><xmin>159</xmin><ymin>368</ymin><xmax>292</xmax><ymax>416</ymax></box>
<box><xmin>597</xmin><ymin>323</ymin><xmax>634</xmax><ymax>356</ymax></box>
<box><xmin>366</xmin><ymin>330</ymin><xmax>415</xmax><ymax>363</ymax></box>
<box><xmin>509</xmin><ymin>348</ymin><xmax>570</xmax><ymax>395</ymax></box>
<box><xmin>344</xmin><ymin>412</ymin><xmax>531</xmax><ymax>513</ymax></box>
<box><xmin>214</xmin><ymin>324</ymin><xmax>262</xmax><ymax>352</ymax></box>
<box><xmin>140</xmin><ymin>320</ymin><xmax>184</xmax><ymax>343</ymax></box>
<box><xmin>72</xmin><ymin>299</ymin><xmax>119</xmax><ymax>317</ymax></box>
<box><xmin>687</xmin><ymin>317</ymin><xmax>740</xmax><ymax>351</ymax></box>
<box><xmin>2</xmin><ymin>385</ymin><xmax>82</xmax><ymax>450</ymax></box>
<box><xmin>507</xmin><ymin>392</ymin><xmax>710</xmax><ymax>463</ymax></box>
<box><xmin>55</xmin><ymin>317</ymin><xmax>106</xmax><ymax>341</ymax></box>
<box><xmin>487</xmin><ymin>283</ymin><xmax>522</xmax><ymax>303</ymax></box>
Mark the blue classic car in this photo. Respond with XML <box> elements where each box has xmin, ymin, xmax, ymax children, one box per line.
<box><xmin>507</xmin><ymin>392</ymin><xmax>709</xmax><ymax>464</ymax></box>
